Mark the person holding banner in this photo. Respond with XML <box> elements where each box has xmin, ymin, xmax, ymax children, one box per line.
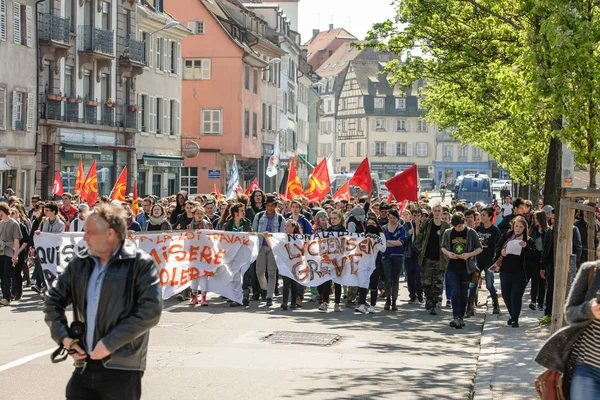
<box><xmin>382</xmin><ymin>210</ymin><xmax>407</xmax><ymax>311</ymax></box>
<box><xmin>145</xmin><ymin>204</ymin><xmax>172</xmax><ymax>232</ymax></box>
<box><xmin>356</xmin><ymin>216</ymin><xmax>386</xmax><ymax>314</ymax></box>
<box><xmin>222</xmin><ymin>203</ymin><xmax>253</xmax><ymax>307</ymax></box>
<box><xmin>281</xmin><ymin>220</ymin><xmax>302</xmax><ymax>310</ymax></box>
<box><xmin>252</xmin><ymin>195</ymin><xmax>285</xmax><ymax>307</ymax></box>
<box><xmin>323</xmin><ymin>210</ymin><xmax>347</xmax><ymax>313</ymax></box>
<box><xmin>187</xmin><ymin>206</ymin><xmax>214</xmax><ymax>231</ymax></box>
<box><xmin>44</xmin><ymin>204</ymin><xmax>162</xmax><ymax>399</ymax></box>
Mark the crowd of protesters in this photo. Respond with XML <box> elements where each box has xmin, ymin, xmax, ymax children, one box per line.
<box><xmin>0</xmin><ymin>186</ymin><xmax>599</xmax><ymax>333</ymax></box>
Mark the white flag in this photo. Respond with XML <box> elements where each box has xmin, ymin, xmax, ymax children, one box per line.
<box><xmin>266</xmin><ymin>133</ymin><xmax>280</xmax><ymax>177</ymax></box>
<box><xmin>326</xmin><ymin>152</ymin><xmax>335</xmax><ymax>184</ymax></box>
<box><xmin>226</xmin><ymin>155</ymin><xmax>239</xmax><ymax>200</ymax></box>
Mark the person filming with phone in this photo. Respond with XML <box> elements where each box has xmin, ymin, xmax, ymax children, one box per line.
<box><xmin>44</xmin><ymin>204</ymin><xmax>163</xmax><ymax>400</ymax></box>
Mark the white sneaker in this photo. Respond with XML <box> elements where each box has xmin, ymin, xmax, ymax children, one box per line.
<box><xmin>318</xmin><ymin>303</ymin><xmax>328</xmax><ymax>312</ymax></box>
<box><xmin>334</xmin><ymin>303</ymin><xmax>342</xmax><ymax>312</ymax></box>
<box><xmin>355</xmin><ymin>304</ymin><xmax>367</xmax><ymax>314</ymax></box>
<box><xmin>369</xmin><ymin>306</ymin><xmax>376</xmax><ymax>314</ymax></box>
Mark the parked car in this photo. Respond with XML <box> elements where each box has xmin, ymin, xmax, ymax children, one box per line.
<box><xmin>419</xmin><ymin>178</ymin><xmax>436</xmax><ymax>191</ymax></box>
<box><xmin>445</xmin><ymin>179</ymin><xmax>457</xmax><ymax>191</ymax></box>
<box><xmin>491</xmin><ymin>179</ymin><xmax>512</xmax><ymax>191</ymax></box>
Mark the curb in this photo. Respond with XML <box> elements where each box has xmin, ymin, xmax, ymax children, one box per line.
<box><xmin>472</xmin><ymin>296</ymin><xmax>494</xmax><ymax>400</ymax></box>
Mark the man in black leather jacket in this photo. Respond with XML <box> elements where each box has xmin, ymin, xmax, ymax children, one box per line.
<box><xmin>44</xmin><ymin>204</ymin><xmax>162</xmax><ymax>400</ymax></box>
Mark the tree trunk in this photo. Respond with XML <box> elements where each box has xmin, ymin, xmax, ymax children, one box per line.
<box><xmin>518</xmin><ymin>184</ymin><xmax>528</xmax><ymax>198</ymax></box>
<box><xmin>589</xmin><ymin>158</ymin><xmax>598</xmax><ymax>189</ymax></box>
<box><xmin>544</xmin><ymin>125</ymin><xmax>562</xmax><ymax>211</ymax></box>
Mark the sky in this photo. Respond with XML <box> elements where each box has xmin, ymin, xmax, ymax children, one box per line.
<box><xmin>297</xmin><ymin>0</ymin><xmax>397</xmax><ymax>43</ymax></box>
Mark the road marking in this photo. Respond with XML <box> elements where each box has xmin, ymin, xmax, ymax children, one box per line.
<box><xmin>0</xmin><ymin>348</ymin><xmax>55</xmax><ymax>373</ymax></box>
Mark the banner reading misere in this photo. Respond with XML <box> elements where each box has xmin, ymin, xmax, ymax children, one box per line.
<box><xmin>34</xmin><ymin>230</ymin><xmax>260</xmax><ymax>304</ymax></box>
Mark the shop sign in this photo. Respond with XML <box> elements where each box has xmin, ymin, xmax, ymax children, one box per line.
<box><xmin>208</xmin><ymin>170</ymin><xmax>221</xmax><ymax>179</ymax></box>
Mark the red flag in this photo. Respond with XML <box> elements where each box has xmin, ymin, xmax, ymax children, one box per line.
<box><xmin>245</xmin><ymin>178</ymin><xmax>260</xmax><ymax>195</ymax></box>
<box><xmin>386</xmin><ymin>193</ymin><xmax>393</xmax><ymax>204</ymax></box>
<box><xmin>80</xmin><ymin>159</ymin><xmax>98</xmax><ymax>205</ymax></box>
<box><xmin>74</xmin><ymin>159</ymin><xmax>84</xmax><ymax>195</ymax></box>
<box><xmin>384</xmin><ymin>164</ymin><xmax>418</xmax><ymax>202</ymax></box>
<box><xmin>213</xmin><ymin>184</ymin><xmax>223</xmax><ymax>201</ymax></box>
<box><xmin>349</xmin><ymin>158</ymin><xmax>373</xmax><ymax>194</ymax></box>
<box><xmin>236</xmin><ymin>185</ymin><xmax>244</xmax><ymax>194</ymax></box>
<box><xmin>304</xmin><ymin>158</ymin><xmax>330</xmax><ymax>202</ymax></box>
<box><xmin>333</xmin><ymin>181</ymin><xmax>350</xmax><ymax>201</ymax></box>
<box><xmin>283</xmin><ymin>163</ymin><xmax>305</xmax><ymax>200</ymax></box>
<box><xmin>132</xmin><ymin>179</ymin><xmax>139</xmax><ymax>216</ymax></box>
<box><xmin>52</xmin><ymin>171</ymin><xmax>63</xmax><ymax>197</ymax></box>
<box><xmin>111</xmin><ymin>166</ymin><xmax>127</xmax><ymax>201</ymax></box>
<box><xmin>397</xmin><ymin>200</ymin><xmax>409</xmax><ymax>215</ymax></box>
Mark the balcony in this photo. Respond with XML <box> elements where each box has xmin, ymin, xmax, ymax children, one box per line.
<box><xmin>78</xmin><ymin>25</ymin><xmax>114</xmax><ymax>57</ymax></box>
<box><xmin>101</xmin><ymin>104</ymin><xmax>115</xmax><ymax>126</ymax></box>
<box><xmin>119</xmin><ymin>37</ymin><xmax>145</xmax><ymax>66</ymax></box>
<box><xmin>41</xmin><ymin>96</ymin><xmax>120</xmax><ymax>128</ymax></box>
<box><xmin>121</xmin><ymin>106</ymin><xmax>138</xmax><ymax>130</ymax></box>
<box><xmin>38</xmin><ymin>13</ymin><xmax>71</xmax><ymax>46</ymax></box>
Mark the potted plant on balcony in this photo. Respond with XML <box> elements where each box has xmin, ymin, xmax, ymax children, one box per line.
<box><xmin>128</xmin><ymin>104</ymin><xmax>139</xmax><ymax>112</ymax></box>
<box><xmin>48</xmin><ymin>93</ymin><xmax>61</xmax><ymax>101</ymax></box>
<box><xmin>86</xmin><ymin>98</ymin><xmax>100</xmax><ymax>107</ymax></box>
<box><xmin>106</xmin><ymin>98</ymin><xmax>116</xmax><ymax>108</ymax></box>
<box><xmin>67</xmin><ymin>96</ymin><xmax>83</xmax><ymax>104</ymax></box>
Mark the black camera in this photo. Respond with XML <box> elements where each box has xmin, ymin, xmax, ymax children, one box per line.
<box><xmin>51</xmin><ymin>321</ymin><xmax>86</xmax><ymax>363</ymax></box>
<box><xmin>69</xmin><ymin>321</ymin><xmax>85</xmax><ymax>341</ymax></box>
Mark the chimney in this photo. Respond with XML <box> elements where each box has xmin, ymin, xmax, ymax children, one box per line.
<box><xmin>329</xmin><ymin>24</ymin><xmax>334</xmax><ymax>31</ymax></box>
<box><xmin>312</xmin><ymin>29</ymin><xmax>319</xmax><ymax>38</ymax></box>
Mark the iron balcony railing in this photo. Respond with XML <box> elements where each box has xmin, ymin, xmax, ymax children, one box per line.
<box><xmin>38</xmin><ymin>13</ymin><xmax>71</xmax><ymax>44</ymax></box>
<box><xmin>119</xmin><ymin>37</ymin><xmax>145</xmax><ymax>65</ymax></box>
<box><xmin>43</xmin><ymin>95</ymin><xmax>118</xmax><ymax>127</ymax></box>
<box><xmin>101</xmin><ymin>104</ymin><xmax>115</xmax><ymax>126</ymax></box>
<box><xmin>122</xmin><ymin>106</ymin><xmax>138</xmax><ymax>129</ymax></box>
<box><xmin>78</xmin><ymin>25</ymin><xmax>114</xmax><ymax>56</ymax></box>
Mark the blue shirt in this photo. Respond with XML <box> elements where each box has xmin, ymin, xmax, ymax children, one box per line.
<box><xmin>383</xmin><ymin>224</ymin><xmax>407</xmax><ymax>257</ymax></box>
<box><xmin>85</xmin><ymin>244</ymin><xmax>122</xmax><ymax>352</ymax></box>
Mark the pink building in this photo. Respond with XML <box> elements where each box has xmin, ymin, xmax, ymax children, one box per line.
<box><xmin>305</xmin><ymin>25</ymin><xmax>357</xmax><ymax>71</ymax></box>
<box><xmin>166</xmin><ymin>0</ymin><xmax>269</xmax><ymax>194</ymax></box>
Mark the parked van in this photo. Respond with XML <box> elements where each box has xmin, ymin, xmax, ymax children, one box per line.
<box><xmin>455</xmin><ymin>174</ymin><xmax>493</xmax><ymax>206</ymax></box>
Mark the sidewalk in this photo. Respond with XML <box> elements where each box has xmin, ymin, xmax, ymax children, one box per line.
<box><xmin>474</xmin><ymin>292</ymin><xmax>551</xmax><ymax>399</ymax></box>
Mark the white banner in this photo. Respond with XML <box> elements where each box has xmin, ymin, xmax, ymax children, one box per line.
<box><xmin>266</xmin><ymin>133</ymin><xmax>280</xmax><ymax>177</ymax></box>
<box><xmin>267</xmin><ymin>232</ymin><xmax>384</xmax><ymax>288</ymax></box>
<box><xmin>34</xmin><ymin>231</ymin><xmax>260</xmax><ymax>304</ymax></box>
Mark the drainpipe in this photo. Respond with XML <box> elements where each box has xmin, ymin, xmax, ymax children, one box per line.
<box><xmin>34</xmin><ymin>0</ymin><xmax>45</xmax><ymax>197</ymax></box>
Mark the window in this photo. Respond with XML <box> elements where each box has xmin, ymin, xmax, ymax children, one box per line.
<box><xmin>356</xmin><ymin>142</ymin><xmax>363</xmax><ymax>157</ymax></box>
<box><xmin>12</xmin><ymin>91</ymin><xmax>23</xmax><ymax>130</ymax></box>
<box><xmin>202</xmin><ymin>109</ymin><xmax>222</xmax><ymax>135</ymax></box>
<box><xmin>261</xmin><ymin>103</ymin><xmax>266</xmax><ymax>129</ymax></box>
<box><xmin>375</xmin><ymin>97</ymin><xmax>385</xmax><ymax>109</ymax></box>
<box><xmin>416</xmin><ymin>142</ymin><xmax>428</xmax><ymax>157</ymax></box>
<box><xmin>252</xmin><ymin>112</ymin><xmax>257</xmax><ymax>139</ymax></box>
<box><xmin>358</xmin><ymin>97</ymin><xmax>364</xmax><ymax>108</ymax></box>
<box><xmin>64</xmin><ymin>67</ymin><xmax>73</xmax><ymax>98</ymax></box>
<box><xmin>268</xmin><ymin>105</ymin><xmax>273</xmax><ymax>130</ymax></box>
<box><xmin>141</xmin><ymin>31</ymin><xmax>149</xmax><ymax>65</ymax></box>
<box><xmin>155</xmin><ymin>37</ymin><xmax>162</xmax><ymax>70</ymax></box>
<box><xmin>253</xmin><ymin>68</ymin><xmax>258</xmax><ymax>93</ymax></box>
<box><xmin>375</xmin><ymin>118</ymin><xmax>385</xmax><ymax>130</ymax></box>
<box><xmin>444</xmin><ymin>145</ymin><xmax>454</xmax><ymax>160</ymax></box>
<box><xmin>326</xmin><ymin>99</ymin><xmax>332</xmax><ymax>113</ymax></box>
<box><xmin>395</xmin><ymin>97</ymin><xmax>406</xmax><ymax>109</ymax></box>
<box><xmin>375</xmin><ymin>142</ymin><xmax>385</xmax><ymax>156</ymax></box>
<box><xmin>473</xmin><ymin>147</ymin><xmax>483</xmax><ymax>160</ymax></box>
<box><xmin>340</xmin><ymin>143</ymin><xmax>347</xmax><ymax>157</ymax></box>
<box><xmin>417</xmin><ymin>119</ymin><xmax>428</xmax><ymax>132</ymax></box>
<box><xmin>396</xmin><ymin>142</ymin><xmax>407</xmax><ymax>156</ymax></box>
<box><xmin>396</xmin><ymin>119</ymin><xmax>406</xmax><ymax>131</ymax></box>
<box><xmin>0</xmin><ymin>0</ymin><xmax>6</xmax><ymax>42</ymax></box>
<box><xmin>193</xmin><ymin>20</ymin><xmax>204</xmax><ymax>34</ymax></box>
<box><xmin>181</xmin><ymin>167</ymin><xmax>198</xmax><ymax>195</ymax></box>
<box><xmin>244</xmin><ymin>65</ymin><xmax>250</xmax><ymax>90</ymax></box>
<box><xmin>358</xmin><ymin>119</ymin><xmax>363</xmax><ymax>131</ymax></box>
<box><xmin>101</xmin><ymin>1</ymin><xmax>110</xmax><ymax>30</ymax></box>
<box><xmin>458</xmin><ymin>146</ymin><xmax>468</xmax><ymax>160</ymax></box>
<box><xmin>83</xmin><ymin>69</ymin><xmax>92</xmax><ymax>99</ymax></box>
<box><xmin>137</xmin><ymin>172</ymin><xmax>146</xmax><ymax>197</ymax></box>
<box><xmin>155</xmin><ymin>97</ymin><xmax>162</xmax><ymax>134</ymax></box>
<box><xmin>152</xmin><ymin>174</ymin><xmax>161</xmax><ymax>196</ymax></box>
<box><xmin>13</xmin><ymin>3</ymin><xmax>32</xmax><ymax>47</ymax></box>
<box><xmin>0</xmin><ymin>88</ymin><xmax>6</xmax><ymax>130</ymax></box>
<box><xmin>170</xmin><ymin>41</ymin><xmax>177</xmax><ymax>74</ymax></box>
<box><xmin>169</xmin><ymin>99</ymin><xmax>178</xmax><ymax>135</ymax></box>
<box><xmin>100</xmin><ymin>73</ymin><xmax>110</xmax><ymax>102</ymax></box>
<box><xmin>139</xmin><ymin>94</ymin><xmax>147</xmax><ymax>132</ymax></box>
<box><xmin>184</xmin><ymin>58</ymin><xmax>211</xmax><ymax>80</ymax></box>
<box><xmin>244</xmin><ymin>110</ymin><xmax>249</xmax><ymax>137</ymax></box>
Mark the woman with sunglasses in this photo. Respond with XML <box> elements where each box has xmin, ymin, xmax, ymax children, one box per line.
<box><xmin>355</xmin><ymin>217</ymin><xmax>386</xmax><ymax>314</ymax></box>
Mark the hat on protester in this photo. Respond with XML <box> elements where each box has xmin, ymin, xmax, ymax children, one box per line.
<box><xmin>543</xmin><ymin>205</ymin><xmax>554</xmax><ymax>219</ymax></box>
<box><xmin>380</xmin><ymin>202</ymin><xmax>390</xmax><ymax>211</ymax></box>
<box><xmin>265</xmin><ymin>194</ymin><xmax>277</xmax><ymax>204</ymax></box>
<box><xmin>421</xmin><ymin>209</ymin><xmax>429</xmax><ymax>215</ymax></box>
<box><xmin>77</xmin><ymin>203</ymin><xmax>89</xmax><ymax>210</ymax></box>
<box><xmin>315</xmin><ymin>209</ymin><xmax>328</xmax><ymax>220</ymax></box>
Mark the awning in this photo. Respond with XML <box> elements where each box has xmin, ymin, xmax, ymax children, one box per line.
<box><xmin>142</xmin><ymin>154</ymin><xmax>184</xmax><ymax>168</ymax></box>
<box><xmin>0</xmin><ymin>157</ymin><xmax>10</xmax><ymax>171</ymax></box>
<box><xmin>61</xmin><ymin>143</ymin><xmax>101</xmax><ymax>155</ymax></box>
<box><xmin>298</xmin><ymin>154</ymin><xmax>315</xmax><ymax>169</ymax></box>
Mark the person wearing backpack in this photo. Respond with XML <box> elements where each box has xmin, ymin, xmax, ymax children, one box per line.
<box><xmin>252</xmin><ymin>195</ymin><xmax>285</xmax><ymax>307</ymax></box>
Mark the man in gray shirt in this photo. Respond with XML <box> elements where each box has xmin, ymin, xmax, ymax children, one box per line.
<box><xmin>0</xmin><ymin>202</ymin><xmax>23</xmax><ymax>306</ymax></box>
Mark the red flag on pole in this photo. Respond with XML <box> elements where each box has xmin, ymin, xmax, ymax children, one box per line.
<box><xmin>386</xmin><ymin>193</ymin><xmax>393</xmax><ymax>204</ymax></box>
<box><xmin>349</xmin><ymin>158</ymin><xmax>373</xmax><ymax>194</ymax></box>
<box><xmin>52</xmin><ymin>171</ymin><xmax>63</xmax><ymax>197</ymax></box>
<box><xmin>385</xmin><ymin>164</ymin><xmax>419</xmax><ymax>202</ymax></box>
<box><xmin>282</xmin><ymin>163</ymin><xmax>305</xmax><ymax>200</ymax></box>
<box><xmin>111</xmin><ymin>166</ymin><xmax>127</xmax><ymax>201</ymax></box>
<box><xmin>74</xmin><ymin>159</ymin><xmax>84</xmax><ymax>195</ymax></box>
<box><xmin>132</xmin><ymin>179</ymin><xmax>139</xmax><ymax>216</ymax></box>
<box><xmin>304</xmin><ymin>158</ymin><xmax>330</xmax><ymax>202</ymax></box>
<box><xmin>80</xmin><ymin>159</ymin><xmax>98</xmax><ymax>205</ymax></box>
<box><xmin>333</xmin><ymin>181</ymin><xmax>350</xmax><ymax>201</ymax></box>
<box><xmin>245</xmin><ymin>178</ymin><xmax>260</xmax><ymax>195</ymax></box>
<box><xmin>214</xmin><ymin>184</ymin><xmax>223</xmax><ymax>201</ymax></box>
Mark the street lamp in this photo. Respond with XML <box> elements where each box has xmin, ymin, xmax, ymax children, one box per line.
<box><xmin>262</xmin><ymin>58</ymin><xmax>281</xmax><ymax>71</ymax></box>
<box><xmin>143</xmin><ymin>21</ymin><xmax>180</xmax><ymax>43</ymax></box>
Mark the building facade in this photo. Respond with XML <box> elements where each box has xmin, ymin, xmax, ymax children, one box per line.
<box><xmin>305</xmin><ymin>24</ymin><xmax>356</xmax><ymax>71</ymax></box>
<box><xmin>0</xmin><ymin>0</ymin><xmax>37</xmax><ymax>202</ymax></box>
<box><xmin>37</xmin><ymin>0</ymin><xmax>142</xmax><ymax>199</ymax></box>
<box><xmin>336</xmin><ymin>51</ymin><xmax>436</xmax><ymax>180</ymax></box>
<box><xmin>135</xmin><ymin>3</ymin><xmax>187</xmax><ymax>198</ymax></box>
<box><xmin>434</xmin><ymin>129</ymin><xmax>492</xmax><ymax>183</ymax></box>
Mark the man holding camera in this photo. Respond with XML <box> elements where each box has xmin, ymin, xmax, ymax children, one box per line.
<box><xmin>44</xmin><ymin>204</ymin><xmax>163</xmax><ymax>399</ymax></box>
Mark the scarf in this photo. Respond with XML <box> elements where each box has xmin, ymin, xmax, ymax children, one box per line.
<box><xmin>148</xmin><ymin>215</ymin><xmax>167</xmax><ymax>226</ymax></box>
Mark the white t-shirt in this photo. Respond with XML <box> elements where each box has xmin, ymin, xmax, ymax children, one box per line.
<box><xmin>500</xmin><ymin>204</ymin><xmax>513</xmax><ymax>217</ymax></box>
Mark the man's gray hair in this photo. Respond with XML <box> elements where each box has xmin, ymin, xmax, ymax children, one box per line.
<box><xmin>91</xmin><ymin>203</ymin><xmax>128</xmax><ymax>240</ymax></box>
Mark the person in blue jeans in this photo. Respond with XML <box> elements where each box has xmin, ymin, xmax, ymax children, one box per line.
<box><xmin>404</xmin><ymin>209</ymin><xmax>423</xmax><ymax>304</ymax></box>
<box><xmin>382</xmin><ymin>210</ymin><xmax>406</xmax><ymax>311</ymax></box>
<box><xmin>441</xmin><ymin>212</ymin><xmax>482</xmax><ymax>329</ymax></box>
<box><xmin>476</xmin><ymin>208</ymin><xmax>502</xmax><ymax>314</ymax></box>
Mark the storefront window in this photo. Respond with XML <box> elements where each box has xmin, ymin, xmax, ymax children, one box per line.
<box><xmin>180</xmin><ymin>167</ymin><xmax>198</xmax><ymax>194</ymax></box>
<box><xmin>97</xmin><ymin>150</ymin><xmax>115</xmax><ymax>197</ymax></box>
<box><xmin>138</xmin><ymin>171</ymin><xmax>147</xmax><ymax>197</ymax></box>
<box><xmin>152</xmin><ymin>173</ymin><xmax>162</xmax><ymax>196</ymax></box>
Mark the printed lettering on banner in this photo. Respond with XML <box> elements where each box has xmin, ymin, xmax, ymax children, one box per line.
<box><xmin>267</xmin><ymin>232</ymin><xmax>385</xmax><ymax>288</ymax></box>
<box><xmin>34</xmin><ymin>231</ymin><xmax>260</xmax><ymax>304</ymax></box>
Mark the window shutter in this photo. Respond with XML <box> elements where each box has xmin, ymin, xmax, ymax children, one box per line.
<box><xmin>164</xmin><ymin>100</ymin><xmax>170</xmax><ymax>134</ymax></box>
<box><xmin>369</xmin><ymin>141</ymin><xmax>375</xmax><ymax>156</ymax></box>
<box><xmin>0</xmin><ymin>87</ymin><xmax>5</xmax><ymax>130</ymax></box>
<box><xmin>423</xmin><ymin>143</ymin><xmax>428</xmax><ymax>157</ymax></box>
<box><xmin>213</xmin><ymin>110</ymin><xmax>221</xmax><ymax>134</ymax></box>
<box><xmin>26</xmin><ymin>92</ymin><xmax>34</xmax><ymax>131</ymax></box>
<box><xmin>137</xmin><ymin>93</ymin><xmax>141</xmax><ymax>131</ymax></box>
<box><xmin>13</xmin><ymin>2</ymin><xmax>20</xmax><ymax>44</ymax></box>
<box><xmin>407</xmin><ymin>143</ymin><xmax>413</xmax><ymax>157</ymax></box>
<box><xmin>386</xmin><ymin>142</ymin><xmax>395</xmax><ymax>157</ymax></box>
<box><xmin>277</xmin><ymin>90</ymin><xmax>283</xmax><ymax>110</ymax></box>
<box><xmin>371</xmin><ymin>118</ymin><xmax>376</xmax><ymax>131</ymax></box>
<box><xmin>176</xmin><ymin>101</ymin><xmax>180</xmax><ymax>135</ymax></box>
<box><xmin>386</xmin><ymin>119</ymin><xmax>391</xmax><ymax>132</ymax></box>
<box><xmin>201</xmin><ymin>59</ymin><xmax>211</xmax><ymax>80</ymax></box>
<box><xmin>0</xmin><ymin>0</ymin><xmax>6</xmax><ymax>42</ymax></box>
<box><xmin>187</xmin><ymin>21</ymin><xmax>196</xmax><ymax>33</ymax></box>
<box><xmin>406</xmin><ymin>119</ymin><xmax>412</xmax><ymax>132</ymax></box>
<box><xmin>177</xmin><ymin>43</ymin><xmax>181</xmax><ymax>75</ymax></box>
<box><xmin>11</xmin><ymin>91</ymin><xmax>18</xmax><ymax>130</ymax></box>
<box><xmin>149</xmin><ymin>96</ymin><xmax>155</xmax><ymax>133</ymax></box>
<box><xmin>166</xmin><ymin>39</ymin><xmax>172</xmax><ymax>73</ymax></box>
<box><xmin>25</xmin><ymin>5</ymin><xmax>31</xmax><ymax>47</ymax></box>
<box><xmin>202</xmin><ymin>110</ymin><xmax>209</xmax><ymax>134</ymax></box>
<box><xmin>163</xmin><ymin>39</ymin><xmax>168</xmax><ymax>72</ymax></box>
<box><xmin>149</xmin><ymin>35</ymin><xmax>154</xmax><ymax>68</ymax></box>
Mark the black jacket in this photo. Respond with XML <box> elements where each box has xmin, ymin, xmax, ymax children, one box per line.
<box><xmin>43</xmin><ymin>240</ymin><xmax>163</xmax><ymax>371</ymax></box>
